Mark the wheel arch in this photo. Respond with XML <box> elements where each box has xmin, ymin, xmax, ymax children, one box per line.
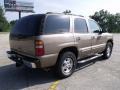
<box><xmin>107</xmin><ymin>39</ymin><xmax>113</xmax><ymax>46</ymax></box>
<box><xmin>57</xmin><ymin>46</ymin><xmax>78</xmax><ymax>60</ymax></box>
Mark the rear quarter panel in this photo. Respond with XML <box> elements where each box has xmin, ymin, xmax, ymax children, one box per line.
<box><xmin>35</xmin><ymin>33</ymin><xmax>75</xmax><ymax>68</ymax></box>
<box><xmin>36</xmin><ymin>33</ymin><xmax>75</xmax><ymax>55</ymax></box>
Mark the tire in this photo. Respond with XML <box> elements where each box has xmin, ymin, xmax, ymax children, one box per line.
<box><xmin>102</xmin><ymin>42</ymin><xmax>113</xmax><ymax>59</ymax></box>
<box><xmin>56</xmin><ymin>52</ymin><xmax>77</xmax><ymax>78</ymax></box>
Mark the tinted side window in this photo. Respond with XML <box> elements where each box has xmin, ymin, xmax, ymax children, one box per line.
<box><xmin>88</xmin><ymin>20</ymin><xmax>100</xmax><ymax>33</ymax></box>
<box><xmin>74</xmin><ymin>18</ymin><xmax>88</xmax><ymax>33</ymax></box>
<box><xmin>44</xmin><ymin>15</ymin><xmax>70</xmax><ymax>34</ymax></box>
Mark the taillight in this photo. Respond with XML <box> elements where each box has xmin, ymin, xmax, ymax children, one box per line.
<box><xmin>35</xmin><ymin>40</ymin><xmax>44</xmax><ymax>56</ymax></box>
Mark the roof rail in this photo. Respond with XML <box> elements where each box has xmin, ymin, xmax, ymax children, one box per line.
<box><xmin>46</xmin><ymin>12</ymin><xmax>62</xmax><ymax>14</ymax></box>
<box><xmin>46</xmin><ymin>12</ymin><xmax>84</xmax><ymax>17</ymax></box>
<box><xmin>65</xmin><ymin>13</ymin><xmax>84</xmax><ymax>17</ymax></box>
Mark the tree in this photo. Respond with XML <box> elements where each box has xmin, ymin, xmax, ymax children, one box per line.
<box><xmin>10</xmin><ymin>20</ymin><xmax>17</xmax><ymax>27</ymax></box>
<box><xmin>0</xmin><ymin>6</ymin><xmax>10</xmax><ymax>32</ymax></box>
<box><xmin>90</xmin><ymin>9</ymin><xmax>109</xmax><ymax>32</ymax></box>
<box><xmin>90</xmin><ymin>9</ymin><xmax>120</xmax><ymax>33</ymax></box>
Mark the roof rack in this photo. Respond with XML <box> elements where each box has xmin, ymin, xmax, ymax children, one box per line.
<box><xmin>46</xmin><ymin>12</ymin><xmax>84</xmax><ymax>17</ymax></box>
<box><xmin>46</xmin><ymin>12</ymin><xmax>61</xmax><ymax>14</ymax></box>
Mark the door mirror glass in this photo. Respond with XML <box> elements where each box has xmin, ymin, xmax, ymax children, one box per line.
<box><xmin>93</xmin><ymin>29</ymin><xmax>103</xmax><ymax>34</ymax></box>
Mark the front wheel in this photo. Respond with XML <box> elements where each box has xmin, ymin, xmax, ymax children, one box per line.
<box><xmin>102</xmin><ymin>42</ymin><xmax>113</xmax><ymax>59</ymax></box>
<box><xmin>56</xmin><ymin>52</ymin><xmax>77</xmax><ymax>78</ymax></box>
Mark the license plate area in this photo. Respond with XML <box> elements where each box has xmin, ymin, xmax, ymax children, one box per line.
<box><xmin>23</xmin><ymin>60</ymin><xmax>36</xmax><ymax>68</ymax></box>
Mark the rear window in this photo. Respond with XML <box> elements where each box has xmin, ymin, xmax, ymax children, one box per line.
<box><xmin>43</xmin><ymin>15</ymin><xmax>70</xmax><ymax>34</ymax></box>
<box><xmin>11</xmin><ymin>14</ymin><xmax>45</xmax><ymax>36</ymax></box>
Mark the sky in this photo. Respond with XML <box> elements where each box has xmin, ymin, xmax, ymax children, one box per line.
<box><xmin>0</xmin><ymin>0</ymin><xmax>120</xmax><ymax>21</ymax></box>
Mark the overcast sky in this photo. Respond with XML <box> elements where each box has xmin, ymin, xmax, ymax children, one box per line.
<box><xmin>0</xmin><ymin>0</ymin><xmax>120</xmax><ymax>21</ymax></box>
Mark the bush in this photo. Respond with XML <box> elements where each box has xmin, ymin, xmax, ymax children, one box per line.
<box><xmin>0</xmin><ymin>6</ymin><xmax>10</xmax><ymax>32</ymax></box>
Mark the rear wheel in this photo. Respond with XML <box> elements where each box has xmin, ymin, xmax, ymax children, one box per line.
<box><xmin>102</xmin><ymin>42</ymin><xmax>113</xmax><ymax>59</ymax></box>
<box><xmin>56</xmin><ymin>52</ymin><xmax>77</xmax><ymax>78</ymax></box>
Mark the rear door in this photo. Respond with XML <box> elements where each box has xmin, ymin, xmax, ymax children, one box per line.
<box><xmin>10</xmin><ymin>15</ymin><xmax>45</xmax><ymax>57</ymax></box>
<box><xmin>74</xmin><ymin>17</ymin><xmax>92</xmax><ymax>59</ymax></box>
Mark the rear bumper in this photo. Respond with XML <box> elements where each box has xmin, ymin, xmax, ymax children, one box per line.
<box><xmin>7</xmin><ymin>51</ymin><xmax>39</xmax><ymax>68</ymax></box>
<box><xmin>7</xmin><ymin>51</ymin><xmax>58</xmax><ymax>68</ymax></box>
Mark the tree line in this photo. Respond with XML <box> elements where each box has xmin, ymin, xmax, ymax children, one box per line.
<box><xmin>90</xmin><ymin>9</ymin><xmax>120</xmax><ymax>33</ymax></box>
<box><xmin>0</xmin><ymin>7</ymin><xmax>10</xmax><ymax>32</ymax></box>
<box><xmin>0</xmin><ymin>6</ymin><xmax>120</xmax><ymax>33</ymax></box>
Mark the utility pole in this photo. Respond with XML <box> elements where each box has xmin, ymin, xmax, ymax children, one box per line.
<box><xmin>19</xmin><ymin>11</ymin><xmax>21</xmax><ymax>19</ymax></box>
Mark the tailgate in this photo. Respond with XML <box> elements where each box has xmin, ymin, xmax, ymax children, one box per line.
<box><xmin>10</xmin><ymin>35</ymin><xmax>36</xmax><ymax>57</ymax></box>
<box><xmin>9</xmin><ymin>14</ymin><xmax>45</xmax><ymax>57</ymax></box>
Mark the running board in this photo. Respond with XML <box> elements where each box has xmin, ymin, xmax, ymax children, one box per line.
<box><xmin>78</xmin><ymin>54</ymin><xmax>103</xmax><ymax>63</ymax></box>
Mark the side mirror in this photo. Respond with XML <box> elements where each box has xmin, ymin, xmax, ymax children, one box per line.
<box><xmin>93</xmin><ymin>30</ymin><xmax>103</xmax><ymax>34</ymax></box>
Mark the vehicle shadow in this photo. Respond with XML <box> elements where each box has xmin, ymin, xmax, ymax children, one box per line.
<box><xmin>0</xmin><ymin>64</ymin><xmax>58</xmax><ymax>90</ymax></box>
<box><xmin>0</xmin><ymin>56</ymin><xmax>104</xmax><ymax>90</ymax></box>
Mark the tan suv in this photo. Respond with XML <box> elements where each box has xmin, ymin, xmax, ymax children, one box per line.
<box><xmin>7</xmin><ymin>13</ymin><xmax>113</xmax><ymax>78</ymax></box>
